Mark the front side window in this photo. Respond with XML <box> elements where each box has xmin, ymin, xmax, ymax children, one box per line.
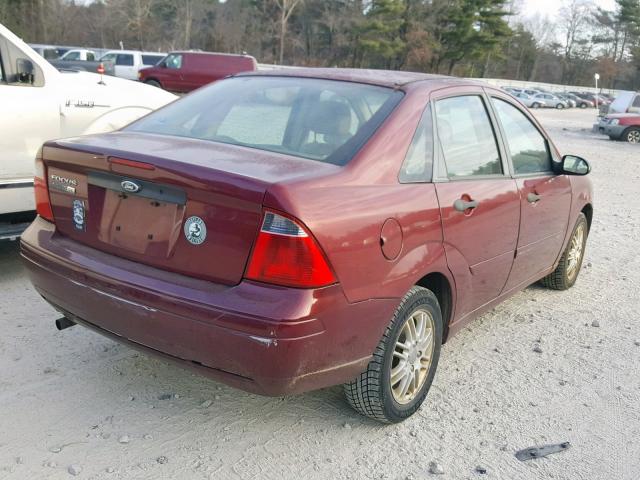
<box><xmin>399</xmin><ymin>103</ymin><xmax>433</xmax><ymax>183</ymax></box>
<box><xmin>126</xmin><ymin>76</ymin><xmax>403</xmax><ymax>165</ymax></box>
<box><xmin>63</xmin><ymin>51</ymin><xmax>80</xmax><ymax>60</ymax></box>
<box><xmin>435</xmin><ymin>95</ymin><xmax>502</xmax><ymax>178</ymax></box>
<box><xmin>164</xmin><ymin>54</ymin><xmax>182</xmax><ymax>69</ymax></box>
<box><xmin>492</xmin><ymin>98</ymin><xmax>551</xmax><ymax>174</ymax></box>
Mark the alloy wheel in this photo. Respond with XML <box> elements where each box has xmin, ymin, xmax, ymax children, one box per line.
<box><xmin>390</xmin><ymin>309</ymin><xmax>435</xmax><ymax>405</ymax></box>
<box><xmin>627</xmin><ymin>130</ymin><xmax>640</xmax><ymax>143</ymax></box>
<box><xmin>566</xmin><ymin>223</ymin><xmax>586</xmax><ymax>281</ymax></box>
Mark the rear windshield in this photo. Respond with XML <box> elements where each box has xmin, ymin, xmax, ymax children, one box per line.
<box><xmin>126</xmin><ymin>76</ymin><xmax>403</xmax><ymax>165</ymax></box>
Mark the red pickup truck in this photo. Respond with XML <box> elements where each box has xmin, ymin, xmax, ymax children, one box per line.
<box><xmin>138</xmin><ymin>51</ymin><xmax>257</xmax><ymax>94</ymax></box>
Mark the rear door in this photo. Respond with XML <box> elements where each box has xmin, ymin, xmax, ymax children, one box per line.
<box><xmin>432</xmin><ymin>87</ymin><xmax>520</xmax><ymax>317</ymax></box>
<box><xmin>115</xmin><ymin>53</ymin><xmax>136</xmax><ymax>80</ymax></box>
<box><xmin>488</xmin><ymin>93</ymin><xmax>572</xmax><ymax>290</ymax></box>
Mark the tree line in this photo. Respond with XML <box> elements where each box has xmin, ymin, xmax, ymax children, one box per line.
<box><xmin>1</xmin><ymin>0</ymin><xmax>639</xmax><ymax>90</ymax></box>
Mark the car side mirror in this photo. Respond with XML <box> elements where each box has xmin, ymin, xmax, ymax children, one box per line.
<box><xmin>562</xmin><ymin>155</ymin><xmax>590</xmax><ymax>175</ymax></box>
<box><xmin>16</xmin><ymin>58</ymin><xmax>35</xmax><ymax>84</ymax></box>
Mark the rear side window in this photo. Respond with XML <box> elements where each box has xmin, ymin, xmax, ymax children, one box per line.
<box><xmin>87</xmin><ymin>52</ymin><xmax>95</xmax><ymax>61</ymax></box>
<box><xmin>142</xmin><ymin>54</ymin><xmax>163</xmax><ymax>65</ymax></box>
<box><xmin>399</xmin><ymin>103</ymin><xmax>433</xmax><ymax>183</ymax></box>
<box><xmin>116</xmin><ymin>54</ymin><xmax>134</xmax><ymax>66</ymax></box>
<box><xmin>435</xmin><ymin>96</ymin><xmax>502</xmax><ymax>178</ymax></box>
<box><xmin>491</xmin><ymin>98</ymin><xmax>551</xmax><ymax>174</ymax></box>
<box><xmin>126</xmin><ymin>76</ymin><xmax>403</xmax><ymax>165</ymax></box>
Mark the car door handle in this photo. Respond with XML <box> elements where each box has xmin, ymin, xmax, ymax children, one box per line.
<box><xmin>527</xmin><ymin>193</ymin><xmax>541</xmax><ymax>203</ymax></box>
<box><xmin>453</xmin><ymin>199</ymin><xmax>479</xmax><ymax>212</ymax></box>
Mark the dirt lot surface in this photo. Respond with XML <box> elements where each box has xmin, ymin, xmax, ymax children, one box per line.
<box><xmin>0</xmin><ymin>108</ymin><xmax>638</xmax><ymax>480</ymax></box>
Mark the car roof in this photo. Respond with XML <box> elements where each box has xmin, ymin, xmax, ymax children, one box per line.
<box><xmin>171</xmin><ymin>50</ymin><xmax>254</xmax><ymax>58</ymax></box>
<box><xmin>237</xmin><ymin>67</ymin><xmax>484</xmax><ymax>89</ymax></box>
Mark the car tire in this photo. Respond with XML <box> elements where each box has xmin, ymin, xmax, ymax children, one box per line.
<box><xmin>579</xmin><ymin>103</ymin><xmax>587</xmax><ymax>109</ymax></box>
<box><xmin>145</xmin><ymin>79</ymin><xmax>162</xmax><ymax>89</ymax></box>
<box><xmin>556</xmin><ymin>103</ymin><xmax>565</xmax><ymax>109</ymax></box>
<box><xmin>343</xmin><ymin>286</ymin><xmax>443</xmax><ymax>423</ymax></box>
<box><xmin>532</xmin><ymin>102</ymin><xmax>540</xmax><ymax>109</ymax></box>
<box><xmin>623</xmin><ymin>127</ymin><xmax>640</xmax><ymax>143</ymax></box>
<box><xmin>540</xmin><ymin>213</ymin><xmax>588</xmax><ymax>290</ymax></box>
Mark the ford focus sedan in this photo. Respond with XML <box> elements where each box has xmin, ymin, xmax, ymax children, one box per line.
<box><xmin>21</xmin><ymin>69</ymin><xmax>593</xmax><ymax>423</ymax></box>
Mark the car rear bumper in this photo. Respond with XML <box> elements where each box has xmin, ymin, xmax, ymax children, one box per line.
<box><xmin>21</xmin><ymin>217</ymin><xmax>398</xmax><ymax>395</ymax></box>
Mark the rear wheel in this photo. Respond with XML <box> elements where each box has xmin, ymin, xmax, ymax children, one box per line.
<box><xmin>579</xmin><ymin>102</ymin><xmax>587</xmax><ymax>109</ymax></box>
<box><xmin>540</xmin><ymin>213</ymin><xmax>588</xmax><ymax>290</ymax></box>
<box><xmin>343</xmin><ymin>286</ymin><xmax>443</xmax><ymax>423</ymax></box>
<box><xmin>145</xmin><ymin>79</ymin><xmax>162</xmax><ymax>89</ymax></box>
<box><xmin>556</xmin><ymin>103</ymin><xmax>565</xmax><ymax>109</ymax></box>
<box><xmin>623</xmin><ymin>127</ymin><xmax>640</xmax><ymax>143</ymax></box>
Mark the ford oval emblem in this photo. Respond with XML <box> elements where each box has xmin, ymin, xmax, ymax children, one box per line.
<box><xmin>121</xmin><ymin>180</ymin><xmax>141</xmax><ymax>193</ymax></box>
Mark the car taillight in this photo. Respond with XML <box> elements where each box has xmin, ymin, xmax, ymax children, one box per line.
<box><xmin>245</xmin><ymin>211</ymin><xmax>336</xmax><ymax>288</ymax></box>
<box><xmin>34</xmin><ymin>154</ymin><xmax>54</xmax><ymax>222</ymax></box>
<box><xmin>97</xmin><ymin>63</ymin><xmax>105</xmax><ymax>75</ymax></box>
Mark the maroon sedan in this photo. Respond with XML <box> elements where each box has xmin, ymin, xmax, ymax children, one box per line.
<box><xmin>21</xmin><ymin>69</ymin><xmax>593</xmax><ymax>423</ymax></box>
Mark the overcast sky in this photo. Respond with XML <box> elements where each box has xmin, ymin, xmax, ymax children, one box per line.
<box><xmin>521</xmin><ymin>0</ymin><xmax>617</xmax><ymax>17</ymax></box>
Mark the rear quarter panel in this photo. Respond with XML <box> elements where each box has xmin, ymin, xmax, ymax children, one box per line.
<box><xmin>263</xmin><ymin>84</ymin><xmax>453</xmax><ymax>306</ymax></box>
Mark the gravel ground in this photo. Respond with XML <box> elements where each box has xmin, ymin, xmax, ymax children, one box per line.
<box><xmin>0</xmin><ymin>108</ymin><xmax>638</xmax><ymax>480</ymax></box>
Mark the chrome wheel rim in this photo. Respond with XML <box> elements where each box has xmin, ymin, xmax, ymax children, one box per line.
<box><xmin>390</xmin><ymin>309</ymin><xmax>435</xmax><ymax>405</ymax></box>
<box><xmin>567</xmin><ymin>223</ymin><xmax>586</xmax><ymax>280</ymax></box>
<box><xmin>628</xmin><ymin>130</ymin><xmax>640</xmax><ymax>143</ymax></box>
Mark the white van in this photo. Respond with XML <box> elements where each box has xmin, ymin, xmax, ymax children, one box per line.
<box><xmin>0</xmin><ymin>24</ymin><xmax>176</xmax><ymax>240</ymax></box>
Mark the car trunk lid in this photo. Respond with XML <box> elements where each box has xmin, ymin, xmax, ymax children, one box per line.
<box><xmin>43</xmin><ymin>132</ymin><xmax>339</xmax><ymax>285</ymax></box>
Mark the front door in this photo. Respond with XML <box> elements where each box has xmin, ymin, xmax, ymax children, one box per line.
<box><xmin>0</xmin><ymin>36</ymin><xmax>59</xmax><ymax>214</ymax></box>
<box><xmin>489</xmin><ymin>95</ymin><xmax>572</xmax><ymax>290</ymax></box>
<box><xmin>432</xmin><ymin>90</ymin><xmax>520</xmax><ymax>318</ymax></box>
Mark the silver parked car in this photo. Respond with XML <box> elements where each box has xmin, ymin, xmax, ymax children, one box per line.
<box><xmin>533</xmin><ymin>93</ymin><xmax>569</xmax><ymax>109</ymax></box>
<box><xmin>513</xmin><ymin>92</ymin><xmax>546</xmax><ymax>109</ymax></box>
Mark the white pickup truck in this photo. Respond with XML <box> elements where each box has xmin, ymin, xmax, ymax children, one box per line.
<box><xmin>0</xmin><ymin>24</ymin><xmax>176</xmax><ymax>240</ymax></box>
<box><xmin>99</xmin><ymin>50</ymin><xmax>166</xmax><ymax>81</ymax></box>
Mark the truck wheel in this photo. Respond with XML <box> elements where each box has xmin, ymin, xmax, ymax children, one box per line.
<box><xmin>145</xmin><ymin>79</ymin><xmax>162</xmax><ymax>89</ymax></box>
<box><xmin>540</xmin><ymin>213</ymin><xmax>588</xmax><ymax>290</ymax></box>
<box><xmin>343</xmin><ymin>286</ymin><xmax>443</xmax><ymax>423</ymax></box>
<box><xmin>623</xmin><ymin>127</ymin><xmax>640</xmax><ymax>143</ymax></box>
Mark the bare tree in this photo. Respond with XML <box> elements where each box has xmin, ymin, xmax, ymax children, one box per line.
<box><xmin>558</xmin><ymin>0</ymin><xmax>593</xmax><ymax>82</ymax></box>
<box><xmin>274</xmin><ymin>0</ymin><xmax>303</xmax><ymax>64</ymax></box>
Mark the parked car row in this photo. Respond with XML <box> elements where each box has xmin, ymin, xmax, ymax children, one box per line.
<box><xmin>29</xmin><ymin>42</ymin><xmax>166</xmax><ymax>79</ymax></box>
<box><xmin>502</xmin><ymin>86</ymin><xmax>611</xmax><ymax>110</ymax></box>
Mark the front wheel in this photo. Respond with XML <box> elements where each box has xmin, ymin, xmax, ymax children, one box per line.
<box><xmin>556</xmin><ymin>103</ymin><xmax>565</xmax><ymax>109</ymax></box>
<box><xmin>623</xmin><ymin>127</ymin><xmax>640</xmax><ymax>143</ymax></box>
<box><xmin>145</xmin><ymin>79</ymin><xmax>162</xmax><ymax>89</ymax></box>
<box><xmin>343</xmin><ymin>286</ymin><xmax>443</xmax><ymax>423</ymax></box>
<box><xmin>540</xmin><ymin>213</ymin><xmax>588</xmax><ymax>290</ymax></box>
<box><xmin>579</xmin><ymin>103</ymin><xmax>587</xmax><ymax>109</ymax></box>
<box><xmin>532</xmin><ymin>102</ymin><xmax>541</xmax><ymax>109</ymax></box>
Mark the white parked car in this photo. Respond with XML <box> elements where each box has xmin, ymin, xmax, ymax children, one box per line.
<box><xmin>0</xmin><ymin>23</ymin><xmax>176</xmax><ymax>239</ymax></box>
<box><xmin>98</xmin><ymin>50</ymin><xmax>166</xmax><ymax>80</ymax></box>
<box><xmin>513</xmin><ymin>92</ymin><xmax>546</xmax><ymax>109</ymax></box>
